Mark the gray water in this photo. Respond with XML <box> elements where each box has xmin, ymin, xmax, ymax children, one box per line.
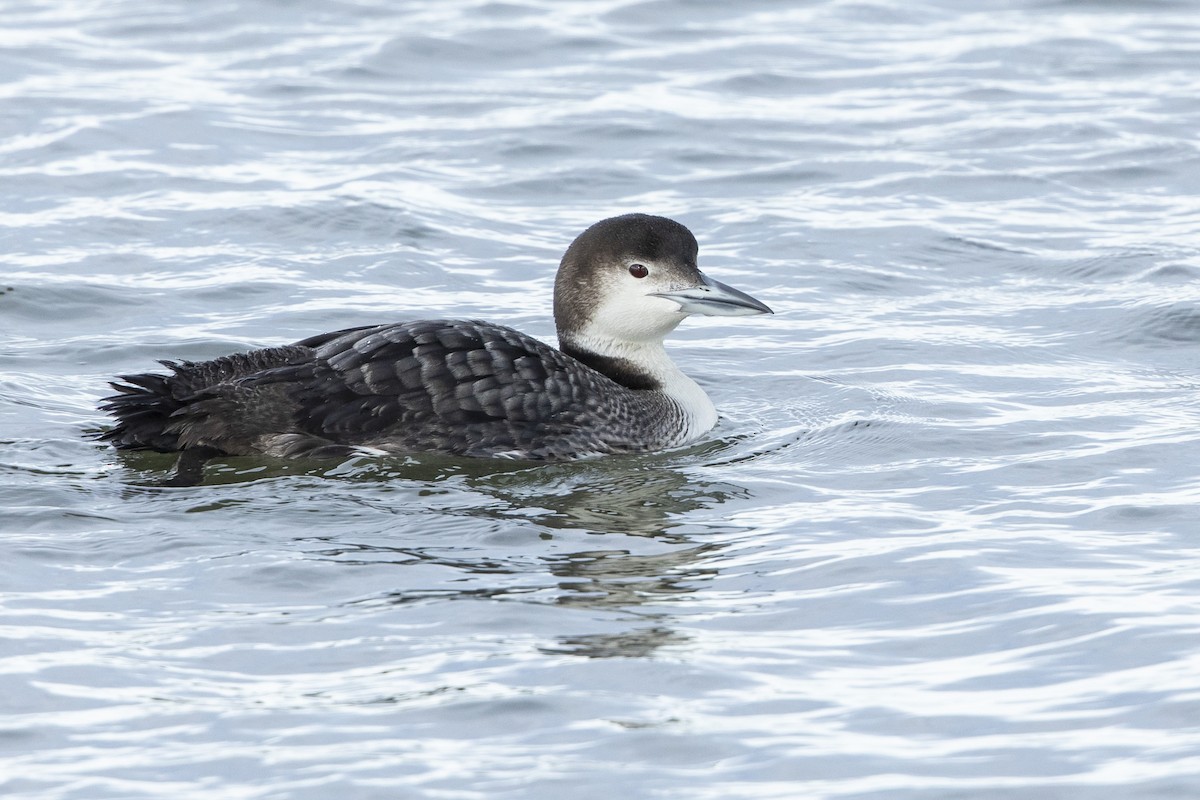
<box><xmin>3</xmin><ymin>0</ymin><xmax>1200</xmax><ymax>797</ymax></box>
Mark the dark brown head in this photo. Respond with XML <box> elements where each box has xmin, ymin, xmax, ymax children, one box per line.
<box><xmin>553</xmin><ymin>214</ymin><xmax>771</xmax><ymax>350</ymax></box>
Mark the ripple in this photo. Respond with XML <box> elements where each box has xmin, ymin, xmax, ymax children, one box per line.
<box><xmin>1127</xmin><ymin>302</ymin><xmax>1200</xmax><ymax>345</ymax></box>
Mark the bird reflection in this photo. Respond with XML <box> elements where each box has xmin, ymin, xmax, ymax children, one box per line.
<box><xmin>539</xmin><ymin>626</ymin><xmax>689</xmax><ymax>659</ymax></box>
<box><xmin>116</xmin><ymin>443</ymin><xmax>755</xmax><ymax>660</ymax></box>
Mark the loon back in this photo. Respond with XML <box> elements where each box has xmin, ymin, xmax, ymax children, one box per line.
<box><xmin>98</xmin><ymin>319</ymin><xmax>690</xmax><ymax>462</ymax></box>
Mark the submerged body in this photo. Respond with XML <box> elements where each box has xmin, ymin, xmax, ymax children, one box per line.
<box><xmin>98</xmin><ymin>214</ymin><xmax>772</xmax><ymax>471</ymax></box>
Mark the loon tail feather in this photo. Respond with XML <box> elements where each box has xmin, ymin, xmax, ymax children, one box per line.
<box><xmin>97</xmin><ymin>346</ymin><xmax>318</xmax><ymax>454</ymax></box>
<box><xmin>96</xmin><ymin>370</ymin><xmax>187</xmax><ymax>452</ymax></box>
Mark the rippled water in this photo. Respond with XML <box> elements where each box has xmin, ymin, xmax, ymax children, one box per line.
<box><xmin>4</xmin><ymin>0</ymin><xmax>1200</xmax><ymax>797</ymax></box>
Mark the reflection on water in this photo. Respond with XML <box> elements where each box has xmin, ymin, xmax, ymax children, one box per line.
<box><xmin>113</xmin><ymin>440</ymin><xmax>753</xmax><ymax>538</ymax></box>
<box><xmin>108</xmin><ymin>442</ymin><xmax>757</xmax><ymax>663</ymax></box>
<box><xmin>541</xmin><ymin>626</ymin><xmax>690</xmax><ymax>659</ymax></box>
<box><xmin>275</xmin><ymin>450</ymin><xmax>749</xmax><ymax>658</ymax></box>
<box><xmin>477</xmin><ymin>454</ymin><xmax>752</xmax><ymax>538</ymax></box>
<box><xmin>544</xmin><ymin>543</ymin><xmax>722</xmax><ymax>608</ymax></box>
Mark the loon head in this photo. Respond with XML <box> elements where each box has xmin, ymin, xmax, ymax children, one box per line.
<box><xmin>553</xmin><ymin>214</ymin><xmax>772</xmax><ymax>356</ymax></box>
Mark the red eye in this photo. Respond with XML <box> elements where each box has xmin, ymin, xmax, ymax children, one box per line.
<box><xmin>628</xmin><ymin>264</ymin><xmax>648</xmax><ymax>278</ymax></box>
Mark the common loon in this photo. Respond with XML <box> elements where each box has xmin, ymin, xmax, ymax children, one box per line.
<box><xmin>98</xmin><ymin>214</ymin><xmax>772</xmax><ymax>477</ymax></box>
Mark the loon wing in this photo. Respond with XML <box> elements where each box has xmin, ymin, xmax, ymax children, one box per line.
<box><xmin>254</xmin><ymin>319</ymin><xmax>625</xmax><ymax>458</ymax></box>
<box><xmin>101</xmin><ymin>319</ymin><xmax>634</xmax><ymax>462</ymax></box>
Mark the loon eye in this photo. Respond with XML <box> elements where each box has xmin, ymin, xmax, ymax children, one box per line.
<box><xmin>628</xmin><ymin>263</ymin><xmax>649</xmax><ymax>279</ymax></box>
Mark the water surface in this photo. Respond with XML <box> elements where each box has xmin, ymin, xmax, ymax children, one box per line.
<box><xmin>3</xmin><ymin>1</ymin><xmax>1200</xmax><ymax>798</ymax></box>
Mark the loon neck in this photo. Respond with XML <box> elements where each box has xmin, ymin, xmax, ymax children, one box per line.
<box><xmin>556</xmin><ymin>331</ymin><xmax>704</xmax><ymax>396</ymax></box>
<box><xmin>558</xmin><ymin>332</ymin><xmax>680</xmax><ymax>389</ymax></box>
<box><xmin>559</xmin><ymin>340</ymin><xmax>662</xmax><ymax>390</ymax></box>
<box><xmin>559</xmin><ymin>335</ymin><xmax>667</xmax><ymax>391</ymax></box>
<box><xmin>559</xmin><ymin>332</ymin><xmax>719</xmax><ymax>439</ymax></box>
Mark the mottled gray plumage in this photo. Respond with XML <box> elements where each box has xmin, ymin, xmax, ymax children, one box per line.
<box><xmin>97</xmin><ymin>213</ymin><xmax>771</xmax><ymax>476</ymax></box>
